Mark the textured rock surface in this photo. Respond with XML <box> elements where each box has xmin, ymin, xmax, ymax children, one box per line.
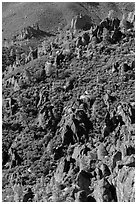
<box><xmin>93</xmin><ymin>178</ymin><xmax>114</xmax><ymax>202</ymax></box>
<box><xmin>2</xmin><ymin>2</ymin><xmax>135</xmax><ymax>202</ymax></box>
<box><xmin>116</xmin><ymin>166</ymin><xmax>135</xmax><ymax>202</ymax></box>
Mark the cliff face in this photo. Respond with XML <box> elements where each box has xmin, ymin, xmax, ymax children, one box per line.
<box><xmin>2</xmin><ymin>2</ymin><xmax>135</xmax><ymax>202</ymax></box>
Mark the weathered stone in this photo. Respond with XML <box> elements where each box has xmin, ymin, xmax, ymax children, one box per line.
<box><xmin>76</xmin><ymin>170</ymin><xmax>92</xmax><ymax>193</ymax></box>
<box><xmin>79</xmin><ymin>155</ymin><xmax>91</xmax><ymax>171</ymax></box>
<box><xmin>108</xmin><ymin>143</ymin><xmax>116</xmax><ymax>155</ymax></box>
<box><xmin>90</xmin><ymin>159</ymin><xmax>97</xmax><ymax>172</ymax></box>
<box><xmin>121</xmin><ymin>143</ymin><xmax>127</xmax><ymax>159</ymax></box>
<box><xmin>97</xmin><ymin>143</ymin><xmax>108</xmax><ymax>160</ymax></box>
<box><xmin>116</xmin><ymin>166</ymin><xmax>135</xmax><ymax>202</ymax></box>
<box><xmin>72</xmin><ymin>145</ymin><xmax>82</xmax><ymax>160</ymax></box>
<box><xmin>122</xmin><ymin>155</ymin><xmax>135</xmax><ymax>167</ymax></box>
<box><xmin>93</xmin><ymin>178</ymin><xmax>113</xmax><ymax>202</ymax></box>
<box><xmin>95</xmin><ymin>167</ymin><xmax>103</xmax><ymax>180</ymax></box>
<box><xmin>112</xmin><ymin>151</ymin><xmax>122</xmax><ymax>170</ymax></box>
<box><xmin>89</xmin><ymin>148</ymin><xmax>98</xmax><ymax>160</ymax></box>
<box><xmin>54</xmin><ymin>158</ymin><xmax>66</xmax><ymax>183</ymax></box>
<box><xmin>71</xmin><ymin>144</ymin><xmax>97</xmax><ymax>171</ymax></box>
<box><xmin>54</xmin><ymin>157</ymin><xmax>74</xmax><ymax>183</ymax></box>
<box><xmin>100</xmin><ymin>163</ymin><xmax>111</xmax><ymax>177</ymax></box>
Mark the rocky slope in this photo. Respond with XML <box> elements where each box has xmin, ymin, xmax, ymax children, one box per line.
<box><xmin>2</xmin><ymin>2</ymin><xmax>134</xmax><ymax>39</ymax></box>
<box><xmin>2</xmin><ymin>2</ymin><xmax>135</xmax><ymax>202</ymax></box>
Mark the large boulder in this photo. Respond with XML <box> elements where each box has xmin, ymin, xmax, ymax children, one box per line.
<box><xmin>71</xmin><ymin>14</ymin><xmax>92</xmax><ymax>32</ymax></box>
<box><xmin>76</xmin><ymin>170</ymin><xmax>92</xmax><ymax>193</ymax></box>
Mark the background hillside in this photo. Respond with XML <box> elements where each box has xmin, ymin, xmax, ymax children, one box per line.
<box><xmin>2</xmin><ymin>2</ymin><xmax>135</xmax><ymax>39</ymax></box>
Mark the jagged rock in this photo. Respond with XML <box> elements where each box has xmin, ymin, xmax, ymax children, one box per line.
<box><xmin>93</xmin><ymin>178</ymin><xmax>114</xmax><ymax>202</ymax></box>
<box><xmin>71</xmin><ymin>14</ymin><xmax>92</xmax><ymax>32</ymax></box>
<box><xmin>75</xmin><ymin>190</ymin><xmax>87</xmax><ymax>202</ymax></box>
<box><xmin>76</xmin><ymin>170</ymin><xmax>92</xmax><ymax>193</ymax></box>
<box><xmin>97</xmin><ymin>143</ymin><xmax>108</xmax><ymax>160</ymax></box>
<box><xmin>71</xmin><ymin>144</ymin><xmax>97</xmax><ymax>171</ymax></box>
<box><xmin>68</xmin><ymin>184</ymin><xmax>80</xmax><ymax>200</ymax></box>
<box><xmin>72</xmin><ymin>144</ymin><xmax>81</xmax><ymax>160</ymax></box>
<box><xmin>90</xmin><ymin>159</ymin><xmax>97</xmax><ymax>172</ymax></box>
<box><xmin>2</xmin><ymin>2</ymin><xmax>135</xmax><ymax>202</ymax></box>
<box><xmin>112</xmin><ymin>151</ymin><xmax>122</xmax><ymax>170</ymax></box>
<box><xmin>54</xmin><ymin>157</ymin><xmax>73</xmax><ymax>183</ymax></box>
<box><xmin>115</xmin><ymin>166</ymin><xmax>135</xmax><ymax>202</ymax></box>
<box><xmin>95</xmin><ymin>167</ymin><xmax>103</xmax><ymax>180</ymax></box>
<box><xmin>89</xmin><ymin>148</ymin><xmax>98</xmax><ymax>160</ymax></box>
<box><xmin>121</xmin><ymin>143</ymin><xmax>128</xmax><ymax>159</ymax></box>
<box><xmin>100</xmin><ymin>163</ymin><xmax>111</xmax><ymax>177</ymax></box>
<box><xmin>108</xmin><ymin>143</ymin><xmax>116</xmax><ymax>155</ymax></box>
<box><xmin>120</xmin><ymin>143</ymin><xmax>135</xmax><ymax>160</ymax></box>
<box><xmin>78</xmin><ymin>155</ymin><xmax>91</xmax><ymax>171</ymax></box>
<box><xmin>81</xmin><ymin>151</ymin><xmax>97</xmax><ymax>171</ymax></box>
<box><xmin>122</xmin><ymin>155</ymin><xmax>135</xmax><ymax>167</ymax></box>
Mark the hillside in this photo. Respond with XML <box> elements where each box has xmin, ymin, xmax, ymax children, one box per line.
<box><xmin>2</xmin><ymin>2</ymin><xmax>134</xmax><ymax>39</ymax></box>
<box><xmin>2</xmin><ymin>2</ymin><xmax>135</xmax><ymax>202</ymax></box>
